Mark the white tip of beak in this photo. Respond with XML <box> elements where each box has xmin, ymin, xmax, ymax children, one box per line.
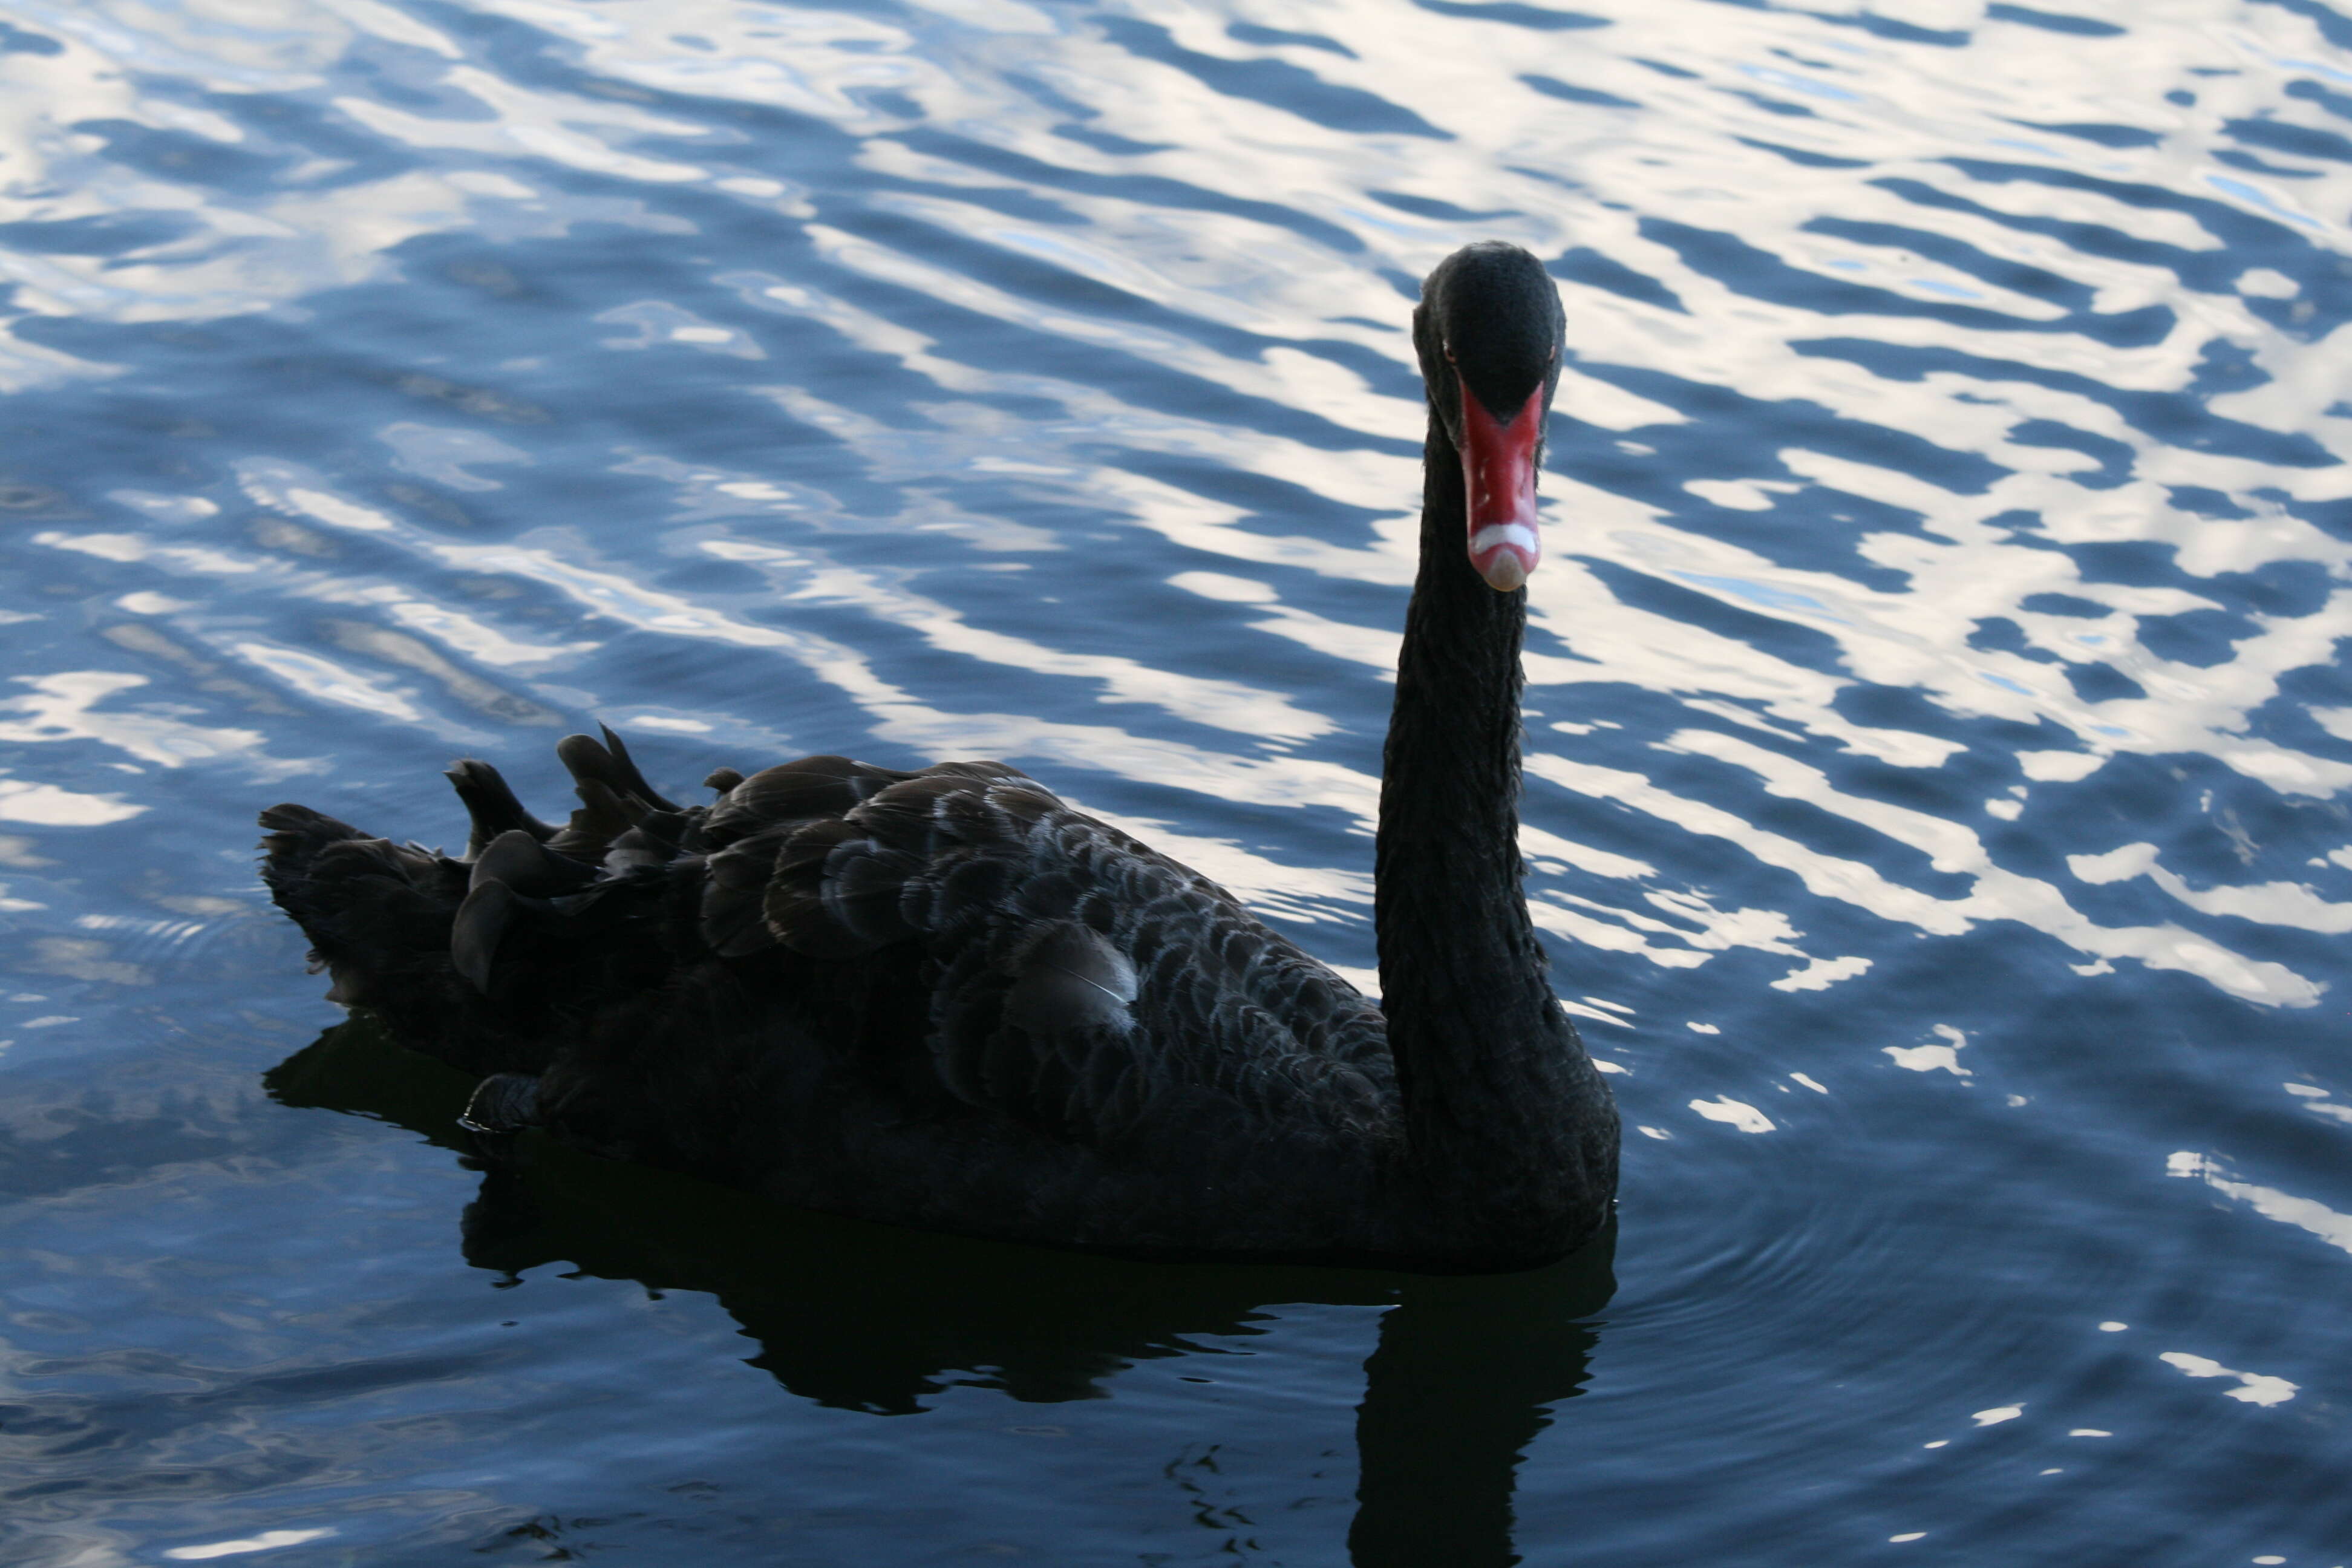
<box><xmin>1469</xmin><ymin>522</ymin><xmax>1538</xmax><ymax>592</ymax></box>
<box><xmin>1480</xmin><ymin>554</ymin><xmax>1528</xmax><ymax>592</ymax></box>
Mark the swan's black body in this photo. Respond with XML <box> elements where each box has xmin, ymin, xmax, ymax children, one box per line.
<box><xmin>260</xmin><ymin>243</ymin><xmax>1619</xmax><ymax>1272</ymax></box>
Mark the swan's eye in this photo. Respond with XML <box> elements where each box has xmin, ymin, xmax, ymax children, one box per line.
<box><xmin>1546</xmin><ymin>344</ymin><xmax>1557</xmax><ymax>364</ymax></box>
<box><xmin>1442</xmin><ymin>341</ymin><xmax>1456</xmax><ymax>364</ymax></box>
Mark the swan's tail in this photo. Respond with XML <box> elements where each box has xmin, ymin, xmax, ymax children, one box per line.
<box><xmin>258</xmin><ymin>799</ymin><xmax>472</xmax><ymax>1013</ymax></box>
<box><xmin>260</xmin><ymin>772</ymin><xmax>564</xmax><ymax>1074</ymax></box>
<box><xmin>258</xmin><ymin>744</ymin><xmax>694</xmax><ymax>1076</ymax></box>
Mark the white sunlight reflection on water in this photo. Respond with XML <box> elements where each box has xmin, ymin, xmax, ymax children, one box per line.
<box><xmin>0</xmin><ymin>0</ymin><xmax>2345</xmax><ymax>1009</ymax></box>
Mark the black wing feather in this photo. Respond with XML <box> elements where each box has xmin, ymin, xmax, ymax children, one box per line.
<box><xmin>263</xmin><ymin>735</ymin><xmax>1391</xmax><ymax>1166</ymax></box>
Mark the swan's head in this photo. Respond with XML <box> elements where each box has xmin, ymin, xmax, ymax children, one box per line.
<box><xmin>1415</xmin><ymin>243</ymin><xmax>1566</xmax><ymax>592</ymax></box>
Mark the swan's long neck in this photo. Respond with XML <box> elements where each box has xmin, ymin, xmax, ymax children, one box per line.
<box><xmin>1375</xmin><ymin>419</ymin><xmax>1618</xmax><ymax>1255</ymax></box>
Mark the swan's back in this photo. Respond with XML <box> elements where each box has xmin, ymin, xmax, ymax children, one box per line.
<box><xmin>261</xmin><ymin>736</ymin><xmax>1403</xmax><ymax>1255</ymax></box>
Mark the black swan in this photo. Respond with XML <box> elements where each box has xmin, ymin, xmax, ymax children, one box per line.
<box><xmin>259</xmin><ymin>241</ymin><xmax>1620</xmax><ymax>1272</ymax></box>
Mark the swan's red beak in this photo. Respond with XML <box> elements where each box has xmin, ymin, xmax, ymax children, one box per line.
<box><xmin>1459</xmin><ymin>377</ymin><xmax>1544</xmax><ymax>592</ymax></box>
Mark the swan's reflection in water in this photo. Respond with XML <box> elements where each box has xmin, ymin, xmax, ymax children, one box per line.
<box><xmin>264</xmin><ymin>1018</ymin><xmax>1613</xmax><ymax>1563</ymax></box>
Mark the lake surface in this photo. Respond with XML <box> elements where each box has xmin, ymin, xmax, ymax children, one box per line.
<box><xmin>2</xmin><ymin>0</ymin><xmax>2350</xmax><ymax>1562</ymax></box>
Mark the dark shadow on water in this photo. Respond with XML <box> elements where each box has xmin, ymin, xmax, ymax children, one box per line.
<box><xmin>265</xmin><ymin>1017</ymin><xmax>1614</xmax><ymax>1565</ymax></box>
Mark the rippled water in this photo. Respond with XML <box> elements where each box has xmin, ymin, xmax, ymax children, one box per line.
<box><xmin>3</xmin><ymin>0</ymin><xmax>2349</xmax><ymax>1561</ymax></box>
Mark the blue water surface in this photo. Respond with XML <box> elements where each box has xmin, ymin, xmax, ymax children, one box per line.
<box><xmin>2</xmin><ymin>0</ymin><xmax>2349</xmax><ymax>1563</ymax></box>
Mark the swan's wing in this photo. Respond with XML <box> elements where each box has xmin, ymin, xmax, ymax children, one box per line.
<box><xmin>702</xmin><ymin>765</ymin><xmax>1394</xmax><ymax>1145</ymax></box>
<box><xmin>266</xmin><ymin>737</ymin><xmax>1392</xmax><ymax>1148</ymax></box>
